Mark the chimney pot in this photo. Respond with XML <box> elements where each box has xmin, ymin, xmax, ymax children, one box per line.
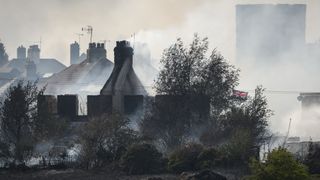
<box><xmin>114</xmin><ymin>40</ymin><xmax>134</xmax><ymax>66</ymax></box>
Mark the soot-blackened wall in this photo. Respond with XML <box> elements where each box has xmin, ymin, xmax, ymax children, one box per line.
<box><xmin>38</xmin><ymin>95</ymin><xmax>57</xmax><ymax>114</ymax></box>
<box><xmin>57</xmin><ymin>95</ymin><xmax>78</xmax><ymax>118</ymax></box>
<box><xmin>87</xmin><ymin>95</ymin><xmax>112</xmax><ymax>117</ymax></box>
<box><xmin>124</xmin><ymin>95</ymin><xmax>144</xmax><ymax>114</ymax></box>
<box><xmin>155</xmin><ymin>95</ymin><xmax>210</xmax><ymax>119</ymax></box>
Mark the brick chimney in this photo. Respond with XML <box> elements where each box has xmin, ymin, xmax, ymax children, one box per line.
<box><xmin>87</xmin><ymin>42</ymin><xmax>106</xmax><ymax>62</ymax></box>
<box><xmin>100</xmin><ymin>41</ymin><xmax>136</xmax><ymax>113</ymax></box>
<box><xmin>114</xmin><ymin>41</ymin><xmax>134</xmax><ymax>67</ymax></box>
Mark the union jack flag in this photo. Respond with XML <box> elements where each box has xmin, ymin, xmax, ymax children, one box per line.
<box><xmin>233</xmin><ymin>90</ymin><xmax>248</xmax><ymax>98</ymax></box>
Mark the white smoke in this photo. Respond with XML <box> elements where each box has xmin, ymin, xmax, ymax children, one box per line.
<box><xmin>132</xmin><ymin>0</ymin><xmax>320</xmax><ymax>139</ymax></box>
<box><xmin>1</xmin><ymin>0</ymin><xmax>320</xmax><ymax>139</ymax></box>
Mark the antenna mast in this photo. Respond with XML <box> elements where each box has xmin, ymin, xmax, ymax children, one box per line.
<box><xmin>282</xmin><ymin>118</ymin><xmax>292</xmax><ymax>147</ymax></box>
<box><xmin>82</xmin><ymin>25</ymin><xmax>93</xmax><ymax>43</ymax></box>
<box><xmin>99</xmin><ymin>39</ymin><xmax>110</xmax><ymax>44</ymax></box>
<box><xmin>75</xmin><ymin>33</ymin><xmax>84</xmax><ymax>44</ymax></box>
<box><xmin>34</xmin><ymin>37</ymin><xmax>42</xmax><ymax>49</ymax></box>
<box><xmin>130</xmin><ymin>33</ymin><xmax>136</xmax><ymax>49</ymax></box>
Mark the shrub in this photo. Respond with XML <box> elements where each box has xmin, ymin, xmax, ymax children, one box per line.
<box><xmin>249</xmin><ymin>148</ymin><xmax>310</xmax><ymax>180</ymax></box>
<box><xmin>196</xmin><ymin>147</ymin><xmax>221</xmax><ymax>169</ymax></box>
<box><xmin>305</xmin><ymin>142</ymin><xmax>320</xmax><ymax>174</ymax></box>
<box><xmin>168</xmin><ymin>143</ymin><xmax>204</xmax><ymax>173</ymax></box>
<box><xmin>78</xmin><ymin>114</ymin><xmax>138</xmax><ymax>169</ymax></box>
<box><xmin>49</xmin><ymin>162</ymin><xmax>67</xmax><ymax>170</ymax></box>
<box><xmin>120</xmin><ymin>143</ymin><xmax>165</xmax><ymax>175</ymax></box>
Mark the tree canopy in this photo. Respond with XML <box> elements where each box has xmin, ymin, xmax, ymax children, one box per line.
<box><xmin>249</xmin><ymin>148</ymin><xmax>310</xmax><ymax>180</ymax></box>
<box><xmin>142</xmin><ymin>35</ymin><xmax>239</xmax><ymax>150</ymax></box>
<box><xmin>0</xmin><ymin>80</ymin><xmax>43</xmax><ymax>164</ymax></box>
<box><xmin>155</xmin><ymin>34</ymin><xmax>239</xmax><ymax>113</ymax></box>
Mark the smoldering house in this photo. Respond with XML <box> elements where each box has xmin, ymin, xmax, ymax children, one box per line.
<box><xmin>39</xmin><ymin>41</ymin><xmax>148</xmax><ymax>122</ymax></box>
<box><xmin>38</xmin><ymin>40</ymin><xmax>210</xmax><ymax>124</ymax></box>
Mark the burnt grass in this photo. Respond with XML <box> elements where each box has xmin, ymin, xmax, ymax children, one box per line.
<box><xmin>0</xmin><ymin>169</ymin><xmax>178</xmax><ymax>180</ymax></box>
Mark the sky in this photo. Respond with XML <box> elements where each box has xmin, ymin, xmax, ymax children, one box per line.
<box><xmin>1</xmin><ymin>0</ymin><xmax>320</xmax><ymax>138</ymax></box>
<box><xmin>1</xmin><ymin>0</ymin><xmax>319</xmax><ymax>65</ymax></box>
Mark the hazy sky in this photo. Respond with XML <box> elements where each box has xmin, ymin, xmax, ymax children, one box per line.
<box><xmin>0</xmin><ymin>0</ymin><xmax>319</xmax><ymax>65</ymax></box>
<box><xmin>1</xmin><ymin>0</ymin><xmax>320</xmax><ymax>138</ymax></box>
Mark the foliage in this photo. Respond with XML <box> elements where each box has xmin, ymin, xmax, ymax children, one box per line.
<box><xmin>120</xmin><ymin>143</ymin><xmax>165</xmax><ymax>175</ymax></box>
<box><xmin>196</xmin><ymin>147</ymin><xmax>221</xmax><ymax>169</ymax></box>
<box><xmin>305</xmin><ymin>142</ymin><xmax>320</xmax><ymax>174</ymax></box>
<box><xmin>141</xmin><ymin>98</ymin><xmax>193</xmax><ymax>152</ymax></box>
<box><xmin>248</xmin><ymin>148</ymin><xmax>310</xmax><ymax>180</ymax></box>
<box><xmin>155</xmin><ymin>34</ymin><xmax>239</xmax><ymax>112</ymax></box>
<box><xmin>0</xmin><ymin>80</ymin><xmax>44</xmax><ymax>164</ymax></box>
<box><xmin>218</xmin><ymin>129</ymin><xmax>253</xmax><ymax>167</ymax></box>
<box><xmin>167</xmin><ymin>143</ymin><xmax>204</xmax><ymax>173</ymax></box>
<box><xmin>34</xmin><ymin>113</ymin><xmax>69</xmax><ymax>142</ymax></box>
<box><xmin>78</xmin><ymin>113</ymin><xmax>138</xmax><ymax>169</ymax></box>
<box><xmin>142</xmin><ymin>34</ymin><xmax>239</xmax><ymax>151</ymax></box>
<box><xmin>201</xmin><ymin>86</ymin><xmax>272</xmax><ymax>165</ymax></box>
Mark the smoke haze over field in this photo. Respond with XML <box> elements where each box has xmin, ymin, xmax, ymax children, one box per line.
<box><xmin>1</xmin><ymin>0</ymin><xmax>320</xmax><ymax>138</ymax></box>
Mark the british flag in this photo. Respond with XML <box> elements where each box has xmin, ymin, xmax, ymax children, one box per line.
<box><xmin>233</xmin><ymin>90</ymin><xmax>248</xmax><ymax>98</ymax></box>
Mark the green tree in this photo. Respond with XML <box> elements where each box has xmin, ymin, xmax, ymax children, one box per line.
<box><xmin>167</xmin><ymin>143</ymin><xmax>204</xmax><ymax>173</ymax></box>
<box><xmin>120</xmin><ymin>143</ymin><xmax>165</xmax><ymax>175</ymax></box>
<box><xmin>248</xmin><ymin>148</ymin><xmax>310</xmax><ymax>180</ymax></box>
<box><xmin>78</xmin><ymin>113</ymin><xmax>138</xmax><ymax>169</ymax></box>
<box><xmin>155</xmin><ymin>34</ymin><xmax>239</xmax><ymax>111</ymax></box>
<box><xmin>141</xmin><ymin>97</ymin><xmax>194</xmax><ymax>152</ymax></box>
<box><xmin>142</xmin><ymin>34</ymin><xmax>239</xmax><ymax>151</ymax></box>
<box><xmin>0</xmin><ymin>80</ymin><xmax>43</xmax><ymax>165</ymax></box>
<box><xmin>34</xmin><ymin>98</ymin><xmax>69</xmax><ymax>141</ymax></box>
<box><xmin>201</xmin><ymin>86</ymin><xmax>272</xmax><ymax>164</ymax></box>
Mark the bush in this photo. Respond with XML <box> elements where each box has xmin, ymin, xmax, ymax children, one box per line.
<box><xmin>216</xmin><ymin>129</ymin><xmax>253</xmax><ymax>168</ymax></box>
<box><xmin>196</xmin><ymin>147</ymin><xmax>221</xmax><ymax>169</ymax></box>
<box><xmin>49</xmin><ymin>162</ymin><xmax>67</xmax><ymax>170</ymax></box>
<box><xmin>120</xmin><ymin>143</ymin><xmax>165</xmax><ymax>175</ymax></box>
<box><xmin>305</xmin><ymin>142</ymin><xmax>320</xmax><ymax>174</ymax></box>
<box><xmin>249</xmin><ymin>148</ymin><xmax>310</xmax><ymax>180</ymax></box>
<box><xmin>168</xmin><ymin>143</ymin><xmax>204</xmax><ymax>173</ymax></box>
<box><xmin>78</xmin><ymin>114</ymin><xmax>138</xmax><ymax>169</ymax></box>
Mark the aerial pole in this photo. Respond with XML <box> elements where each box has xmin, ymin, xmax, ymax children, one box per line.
<box><xmin>130</xmin><ymin>33</ymin><xmax>136</xmax><ymax>49</ymax></box>
<box><xmin>282</xmin><ymin>118</ymin><xmax>292</xmax><ymax>147</ymax></box>
<box><xmin>82</xmin><ymin>25</ymin><xmax>93</xmax><ymax>43</ymax></box>
<box><xmin>34</xmin><ymin>37</ymin><xmax>42</xmax><ymax>50</ymax></box>
<box><xmin>75</xmin><ymin>33</ymin><xmax>84</xmax><ymax>44</ymax></box>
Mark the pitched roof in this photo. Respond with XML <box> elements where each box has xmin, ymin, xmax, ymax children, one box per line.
<box><xmin>37</xmin><ymin>58</ymin><xmax>66</xmax><ymax>75</ymax></box>
<box><xmin>7</xmin><ymin>58</ymin><xmax>66</xmax><ymax>75</ymax></box>
<box><xmin>40</xmin><ymin>57</ymin><xmax>113</xmax><ymax>95</ymax></box>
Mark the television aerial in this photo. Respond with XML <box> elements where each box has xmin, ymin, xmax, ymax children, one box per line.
<box><xmin>82</xmin><ymin>25</ymin><xmax>93</xmax><ymax>43</ymax></box>
<box><xmin>75</xmin><ymin>33</ymin><xmax>84</xmax><ymax>44</ymax></box>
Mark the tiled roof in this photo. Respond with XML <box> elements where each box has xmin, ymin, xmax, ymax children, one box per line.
<box><xmin>37</xmin><ymin>58</ymin><xmax>66</xmax><ymax>75</ymax></box>
<box><xmin>40</xmin><ymin>57</ymin><xmax>113</xmax><ymax>95</ymax></box>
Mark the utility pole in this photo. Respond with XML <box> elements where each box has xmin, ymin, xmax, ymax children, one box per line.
<box><xmin>82</xmin><ymin>25</ymin><xmax>93</xmax><ymax>43</ymax></box>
